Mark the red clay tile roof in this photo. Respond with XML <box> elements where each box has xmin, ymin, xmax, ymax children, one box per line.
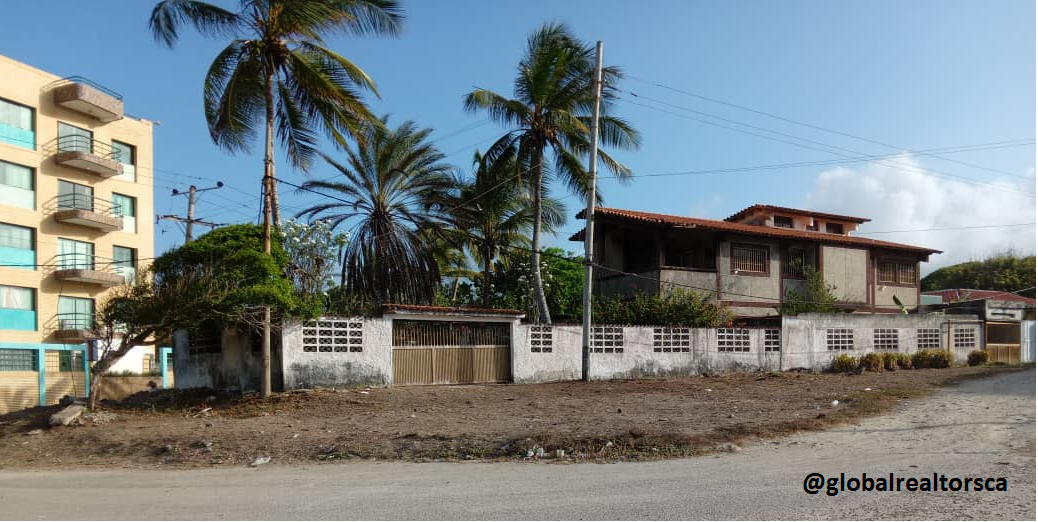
<box><xmin>725</xmin><ymin>204</ymin><xmax>871</xmax><ymax>224</ymax></box>
<box><xmin>571</xmin><ymin>207</ymin><xmax>941</xmax><ymax>255</ymax></box>
<box><xmin>922</xmin><ymin>289</ymin><xmax>1036</xmax><ymax>305</ymax></box>
<box><xmin>381</xmin><ymin>304</ymin><xmax>525</xmax><ymax>316</ymax></box>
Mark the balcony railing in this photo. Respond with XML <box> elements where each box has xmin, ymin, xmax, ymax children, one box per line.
<box><xmin>51</xmin><ymin>76</ymin><xmax>123</xmax><ymax>100</ymax></box>
<box><xmin>56</xmin><ymin>313</ymin><xmax>94</xmax><ymax>331</ymax></box>
<box><xmin>45</xmin><ymin>136</ymin><xmax>123</xmax><ymax>177</ymax></box>
<box><xmin>53</xmin><ymin>253</ymin><xmax>134</xmax><ymax>286</ymax></box>
<box><xmin>49</xmin><ymin>76</ymin><xmax>124</xmax><ymax>122</ymax></box>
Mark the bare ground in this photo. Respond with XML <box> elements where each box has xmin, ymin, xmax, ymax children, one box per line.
<box><xmin>0</xmin><ymin>366</ymin><xmax>1022</xmax><ymax>469</ymax></box>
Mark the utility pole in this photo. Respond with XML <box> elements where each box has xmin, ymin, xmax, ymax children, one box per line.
<box><xmin>581</xmin><ymin>41</ymin><xmax>605</xmax><ymax>382</ymax></box>
<box><xmin>158</xmin><ymin>182</ymin><xmax>224</xmax><ymax>243</ymax></box>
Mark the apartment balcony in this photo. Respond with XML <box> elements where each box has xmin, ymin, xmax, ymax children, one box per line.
<box><xmin>53</xmin><ymin>313</ymin><xmax>95</xmax><ymax>343</ymax></box>
<box><xmin>46</xmin><ymin>136</ymin><xmax>123</xmax><ymax>177</ymax></box>
<box><xmin>51</xmin><ymin>194</ymin><xmax>124</xmax><ymax>232</ymax></box>
<box><xmin>50</xmin><ymin>77</ymin><xmax>124</xmax><ymax>122</ymax></box>
<box><xmin>53</xmin><ymin>254</ymin><xmax>130</xmax><ymax>287</ymax></box>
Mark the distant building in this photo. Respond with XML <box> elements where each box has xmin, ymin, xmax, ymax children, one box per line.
<box><xmin>571</xmin><ymin>204</ymin><xmax>941</xmax><ymax>319</ymax></box>
<box><xmin>922</xmin><ymin>288</ymin><xmax>1036</xmax><ymax>363</ymax></box>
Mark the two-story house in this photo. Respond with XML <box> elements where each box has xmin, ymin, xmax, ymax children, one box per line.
<box><xmin>571</xmin><ymin>204</ymin><xmax>941</xmax><ymax>318</ymax></box>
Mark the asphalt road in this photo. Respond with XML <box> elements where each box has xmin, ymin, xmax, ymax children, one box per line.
<box><xmin>1</xmin><ymin>368</ymin><xmax>1033</xmax><ymax>520</ymax></box>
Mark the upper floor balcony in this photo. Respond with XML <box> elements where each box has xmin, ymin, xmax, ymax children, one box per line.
<box><xmin>53</xmin><ymin>253</ymin><xmax>132</xmax><ymax>287</ymax></box>
<box><xmin>50</xmin><ymin>194</ymin><xmax>124</xmax><ymax>232</ymax></box>
<box><xmin>52</xmin><ymin>312</ymin><xmax>95</xmax><ymax>343</ymax></box>
<box><xmin>49</xmin><ymin>77</ymin><xmax>124</xmax><ymax>123</ymax></box>
<box><xmin>45</xmin><ymin>136</ymin><xmax>123</xmax><ymax>178</ymax></box>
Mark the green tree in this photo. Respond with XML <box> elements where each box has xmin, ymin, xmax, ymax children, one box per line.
<box><xmin>464</xmin><ymin>22</ymin><xmax>640</xmax><ymax>323</ymax></box>
<box><xmin>295</xmin><ymin>117</ymin><xmax>454</xmax><ymax>304</ymax></box>
<box><xmin>478</xmin><ymin>247</ymin><xmax>584</xmax><ymax>322</ymax></box>
<box><xmin>593</xmin><ymin>290</ymin><xmax>730</xmax><ymax>327</ymax></box>
<box><xmin>779</xmin><ymin>266</ymin><xmax>839</xmax><ymax>315</ymax></box>
<box><xmin>921</xmin><ymin>252</ymin><xmax>1036</xmax><ymax>298</ymax></box>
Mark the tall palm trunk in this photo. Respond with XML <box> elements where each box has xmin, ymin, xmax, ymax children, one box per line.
<box><xmin>481</xmin><ymin>244</ymin><xmax>493</xmax><ymax>307</ymax></box>
<box><xmin>260</xmin><ymin>70</ymin><xmax>275</xmax><ymax>398</ymax></box>
<box><xmin>529</xmin><ymin>149</ymin><xmax>552</xmax><ymax>324</ymax></box>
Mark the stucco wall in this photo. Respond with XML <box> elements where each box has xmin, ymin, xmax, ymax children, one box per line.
<box><xmin>821</xmin><ymin>246</ymin><xmax>868</xmax><ymax>303</ymax></box>
<box><xmin>172</xmin><ymin>328</ymin><xmax>266</xmax><ymax>392</ymax></box>
<box><xmin>875</xmin><ymin>284</ymin><xmax>920</xmax><ymax>310</ymax></box>
<box><xmin>660</xmin><ymin>268</ymin><xmax>717</xmax><ymax>297</ymax></box>
<box><xmin>597</xmin><ymin>271</ymin><xmax>658</xmax><ymax>298</ymax></box>
<box><xmin>512</xmin><ymin>325</ymin><xmax>582</xmax><ymax>384</ymax></box>
<box><xmin>281</xmin><ymin>317</ymin><xmax>392</xmax><ymax>389</ymax></box>
<box><xmin>718</xmin><ymin>239</ymin><xmax>782</xmax><ymax>302</ymax></box>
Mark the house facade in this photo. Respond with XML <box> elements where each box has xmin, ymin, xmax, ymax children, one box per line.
<box><xmin>572</xmin><ymin>204</ymin><xmax>941</xmax><ymax>319</ymax></box>
<box><xmin>0</xmin><ymin>51</ymin><xmax>156</xmax><ymax>404</ymax></box>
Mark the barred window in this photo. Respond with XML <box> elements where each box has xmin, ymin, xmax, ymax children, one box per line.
<box><xmin>773</xmin><ymin>215</ymin><xmax>793</xmax><ymax>228</ymax></box>
<box><xmin>717</xmin><ymin>328</ymin><xmax>750</xmax><ymax>352</ymax></box>
<box><xmin>764</xmin><ymin>329</ymin><xmax>781</xmax><ymax>352</ymax></box>
<box><xmin>0</xmin><ymin>348</ymin><xmax>36</xmax><ymax>371</ymax></box>
<box><xmin>731</xmin><ymin>244</ymin><xmax>768</xmax><ymax>274</ymax></box>
<box><xmin>782</xmin><ymin>248</ymin><xmax>810</xmax><ymax>278</ymax></box>
<box><xmin>953</xmin><ymin>328</ymin><xmax>976</xmax><ymax>349</ymax></box>
<box><xmin>826</xmin><ymin>328</ymin><xmax>854</xmax><ymax>351</ymax></box>
<box><xmin>874</xmin><ymin>329</ymin><xmax>899</xmax><ymax>351</ymax></box>
<box><xmin>303</xmin><ymin>319</ymin><xmax>363</xmax><ymax>353</ymax></box>
<box><xmin>530</xmin><ymin>325</ymin><xmax>553</xmax><ymax>353</ymax></box>
<box><xmin>591</xmin><ymin>326</ymin><xmax>624</xmax><ymax>353</ymax></box>
<box><xmin>653</xmin><ymin>327</ymin><xmax>690</xmax><ymax>352</ymax></box>
<box><xmin>187</xmin><ymin>332</ymin><xmax>222</xmax><ymax>356</ymax></box>
<box><xmin>878</xmin><ymin>261</ymin><xmax>916</xmax><ymax>285</ymax></box>
<box><xmin>917</xmin><ymin>328</ymin><xmax>940</xmax><ymax>349</ymax></box>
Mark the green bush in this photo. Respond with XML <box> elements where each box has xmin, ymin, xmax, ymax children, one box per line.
<box><xmin>912</xmin><ymin>349</ymin><xmax>954</xmax><ymax>369</ymax></box>
<box><xmin>859</xmin><ymin>353</ymin><xmax>885</xmax><ymax>372</ymax></box>
<box><xmin>883</xmin><ymin>352</ymin><xmax>911</xmax><ymax>370</ymax></box>
<box><xmin>967</xmin><ymin>350</ymin><xmax>989</xmax><ymax>367</ymax></box>
<box><xmin>593</xmin><ymin>289</ymin><xmax>731</xmax><ymax>327</ymax></box>
<box><xmin>831</xmin><ymin>354</ymin><xmax>860</xmax><ymax>373</ymax></box>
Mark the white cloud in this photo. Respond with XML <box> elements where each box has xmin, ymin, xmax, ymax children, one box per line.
<box><xmin>805</xmin><ymin>154</ymin><xmax>1036</xmax><ymax>273</ymax></box>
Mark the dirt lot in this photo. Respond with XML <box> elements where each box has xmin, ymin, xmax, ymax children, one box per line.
<box><xmin>0</xmin><ymin>366</ymin><xmax>1020</xmax><ymax>469</ymax></box>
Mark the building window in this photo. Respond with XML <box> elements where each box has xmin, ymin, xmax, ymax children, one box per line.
<box><xmin>58</xmin><ymin>122</ymin><xmax>93</xmax><ymax>153</ymax></box>
<box><xmin>0</xmin><ymin>222</ymin><xmax>35</xmax><ymax>270</ymax></box>
<box><xmin>58</xmin><ymin>350</ymin><xmax>83</xmax><ymax>372</ymax></box>
<box><xmin>825</xmin><ymin>222</ymin><xmax>844</xmax><ymax>234</ymax></box>
<box><xmin>953</xmin><ymin>328</ymin><xmax>976</xmax><ymax>349</ymax></box>
<box><xmin>878</xmin><ymin>261</ymin><xmax>916</xmax><ymax>285</ymax></box>
<box><xmin>773</xmin><ymin>215</ymin><xmax>793</xmax><ymax>228</ymax></box>
<box><xmin>57</xmin><ymin>180</ymin><xmax>94</xmax><ymax>211</ymax></box>
<box><xmin>591</xmin><ymin>326</ymin><xmax>624</xmax><ymax>353</ymax></box>
<box><xmin>302</xmin><ymin>319</ymin><xmax>363</xmax><ymax>353</ymax></box>
<box><xmin>0</xmin><ymin>97</ymin><xmax>35</xmax><ymax>149</ymax></box>
<box><xmin>188</xmin><ymin>331</ymin><xmax>222</xmax><ymax>356</ymax></box>
<box><xmin>0</xmin><ymin>285</ymin><xmax>36</xmax><ymax>331</ymax></box>
<box><xmin>653</xmin><ymin>327</ymin><xmax>690</xmax><ymax>352</ymax></box>
<box><xmin>826</xmin><ymin>328</ymin><xmax>854</xmax><ymax>351</ymax></box>
<box><xmin>58</xmin><ymin>238</ymin><xmax>94</xmax><ymax>270</ymax></box>
<box><xmin>917</xmin><ymin>328</ymin><xmax>940</xmax><ymax>349</ymax></box>
<box><xmin>113</xmin><ymin>246</ymin><xmax>136</xmax><ymax>283</ymax></box>
<box><xmin>112</xmin><ymin>141</ymin><xmax>136</xmax><ymax>182</ymax></box>
<box><xmin>112</xmin><ymin>193</ymin><xmax>136</xmax><ymax>233</ymax></box>
<box><xmin>731</xmin><ymin>244</ymin><xmax>768</xmax><ymax>275</ymax></box>
<box><xmin>0</xmin><ymin>348</ymin><xmax>36</xmax><ymax>371</ymax></box>
<box><xmin>874</xmin><ymin>329</ymin><xmax>899</xmax><ymax>351</ymax></box>
<box><xmin>142</xmin><ymin>354</ymin><xmax>155</xmax><ymax>373</ymax></box>
<box><xmin>0</xmin><ymin>160</ymin><xmax>34</xmax><ymax>209</ymax></box>
<box><xmin>782</xmin><ymin>248</ymin><xmax>810</xmax><ymax>279</ymax></box>
<box><xmin>57</xmin><ymin>296</ymin><xmax>93</xmax><ymax>330</ymax></box>
<box><xmin>764</xmin><ymin>329</ymin><xmax>781</xmax><ymax>352</ymax></box>
<box><xmin>530</xmin><ymin>325</ymin><xmax>553</xmax><ymax>353</ymax></box>
<box><xmin>717</xmin><ymin>328</ymin><xmax>750</xmax><ymax>352</ymax></box>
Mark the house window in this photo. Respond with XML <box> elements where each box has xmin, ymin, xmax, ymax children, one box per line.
<box><xmin>57</xmin><ymin>180</ymin><xmax>94</xmax><ymax>211</ymax></box>
<box><xmin>302</xmin><ymin>319</ymin><xmax>363</xmax><ymax>353</ymax></box>
<box><xmin>878</xmin><ymin>261</ymin><xmax>916</xmax><ymax>285</ymax></box>
<box><xmin>0</xmin><ymin>97</ymin><xmax>35</xmax><ymax>149</ymax></box>
<box><xmin>874</xmin><ymin>329</ymin><xmax>899</xmax><ymax>351</ymax></box>
<box><xmin>825</xmin><ymin>223</ymin><xmax>844</xmax><ymax>234</ymax></box>
<box><xmin>188</xmin><ymin>331</ymin><xmax>222</xmax><ymax>356</ymax></box>
<box><xmin>953</xmin><ymin>328</ymin><xmax>976</xmax><ymax>349</ymax></box>
<box><xmin>58</xmin><ymin>122</ymin><xmax>93</xmax><ymax>153</ymax></box>
<box><xmin>112</xmin><ymin>141</ymin><xmax>136</xmax><ymax>182</ymax></box>
<box><xmin>773</xmin><ymin>215</ymin><xmax>793</xmax><ymax>228</ymax></box>
<box><xmin>58</xmin><ymin>350</ymin><xmax>83</xmax><ymax>372</ymax></box>
<box><xmin>0</xmin><ymin>160</ymin><xmax>34</xmax><ymax>209</ymax></box>
<box><xmin>530</xmin><ymin>325</ymin><xmax>553</xmax><ymax>353</ymax></box>
<box><xmin>591</xmin><ymin>326</ymin><xmax>624</xmax><ymax>353</ymax></box>
<box><xmin>113</xmin><ymin>246</ymin><xmax>136</xmax><ymax>283</ymax></box>
<box><xmin>112</xmin><ymin>193</ymin><xmax>136</xmax><ymax>233</ymax></box>
<box><xmin>653</xmin><ymin>327</ymin><xmax>690</xmax><ymax>352</ymax></box>
<box><xmin>58</xmin><ymin>238</ymin><xmax>94</xmax><ymax>270</ymax></box>
<box><xmin>142</xmin><ymin>354</ymin><xmax>155</xmax><ymax>373</ymax></box>
<box><xmin>764</xmin><ymin>329</ymin><xmax>781</xmax><ymax>352</ymax></box>
<box><xmin>0</xmin><ymin>348</ymin><xmax>36</xmax><ymax>371</ymax></box>
<box><xmin>717</xmin><ymin>328</ymin><xmax>750</xmax><ymax>352</ymax></box>
<box><xmin>0</xmin><ymin>285</ymin><xmax>36</xmax><ymax>331</ymax></box>
<box><xmin>782</xmin><ymin>248</ymin><xmax>810</xmax><ymax>278</ymax></box>
<box><xmin>731</xmin><ymin>244</ymin><xmax>768</xmax><ymax>275</ymax></box>
<box><xmin>57</xmin><ymin>296</ymin><xmax>94</xmax><ymax>330</ymax></box>
<box><xmin>826</xmin><ymin>328</ymin><xmax>854</xmax><ymax>351</ymax></box>
<box><xmin>0</xmin><ymin>222</ymin><xmax>35</xmax><ymax>270</ymax></box>
<box><xmin>917</xmin><ymin>328</ymin><xmax>940</xmax><ymax>349</ymax></box>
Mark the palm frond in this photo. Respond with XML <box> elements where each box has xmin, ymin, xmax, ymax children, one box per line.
<box><xmin>149</xmin><ymin>0</ymin><xmax>240</xmax><ymax>47</ymax></box>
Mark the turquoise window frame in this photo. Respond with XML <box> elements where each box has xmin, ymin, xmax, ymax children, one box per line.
<box><xmin>0</xmin><ymin>97</ymin><xmax>35</xmax><ymax>150</ymax></box>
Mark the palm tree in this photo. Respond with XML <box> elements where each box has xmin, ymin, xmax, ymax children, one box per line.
<box><xmin>464</xmin><ymin>22</ymin><xmax>640</xmax><ymax>323</ymax></box>
<box><xmin>445</xmin><ymin>151</ymin><xmax>564</xmax><ymax>307</ymax></box>
<box><xmin>295</xmin><ymin>117</ymin><xmax>454</xmax><ymax>304</ymax></box>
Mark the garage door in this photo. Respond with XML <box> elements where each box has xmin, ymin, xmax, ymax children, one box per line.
<box><xmin>392</xmin><ymin>320</ymin><xmax>510</xmax><ymax>385</ymax></box>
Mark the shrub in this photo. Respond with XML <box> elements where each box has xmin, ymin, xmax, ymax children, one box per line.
<box><xmin>859</xmin><ymin>353</ymin><xmax>885</xmax><ymax>372</ymax></box>
<box><xmin>593</xmin><ymin>289</ymin><xmax>731</xmax><ymax>327</ymax></box>
<box><xmin>883</xmin><ymin>352</ymin><xmax>911</xmax><ymax>370</ymax></box>
<box><xmin>831</xmin><ymin>354</ymin><xmax>860</xmax><ymax>373</ymax></box>
<box><xmin>967</xmin><ymin>350</ymin><xmax>989</xmax><ymax>367</ymax></box>
<box><xmin>912</xmin><ymin>349</ymin><xmax>954</xmax><ymax>369</ymax></box>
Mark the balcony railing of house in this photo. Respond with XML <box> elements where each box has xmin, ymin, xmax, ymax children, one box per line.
<box><xmin>51</xmin><ymin>193</ymin><xmax>125</xmax><ymax>217</ymax></box>
<box><xmin>44</xmin><ymin>135</ymin><xmax>120</xmax><ymax>159</ymax></box>
<box><xmin>48</xmin><ymin>76</ymin><xmax>124</xmax><ymax>101</ymax></box>
<box><xmin>54</xmin><ymin>252</ymin><xmax>133</xmax><ymax>275</ymax></box>
<box><xmin>55</xmin><ymin>312</ymin><xmax>94</xmax><ymax>331</ymax></box>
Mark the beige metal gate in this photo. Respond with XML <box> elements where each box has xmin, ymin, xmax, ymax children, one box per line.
<box><xmin>392</xmin><ymin>320</ymin><xmax>510</xmax><ymax>385</ymax></box>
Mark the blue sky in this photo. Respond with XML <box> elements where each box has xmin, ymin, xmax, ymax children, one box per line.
<box><xmin>1</xmin><ymin>0</ymin><xmax>1034</xmax><ymax>270</ymax></box>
